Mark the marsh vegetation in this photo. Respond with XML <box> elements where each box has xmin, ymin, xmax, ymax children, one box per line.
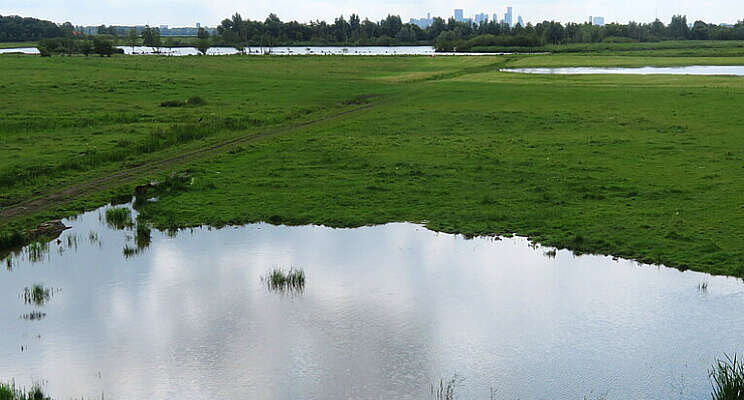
<box><xmin>263</xmin><ymin>267</ymin><xmax>306</xmax><ymax>293</ymax></box>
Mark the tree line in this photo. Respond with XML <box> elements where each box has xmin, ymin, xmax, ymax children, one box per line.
<box><xmin>0</xmin><ymin>15</ymin><xmax>74</xmax><ymax>42</ymax></box>
<box><xmin>215</xmin><ymin>14</ymin><xmax>744</xmax><ymax>50</ymax></box>
<box><xmin>5</xmin><ymin>12</ymin><xmax>744</xmax><ymax>50</ymax></box>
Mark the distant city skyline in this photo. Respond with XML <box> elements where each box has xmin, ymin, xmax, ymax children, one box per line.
<box><xmin>3</xmin><ymin>0</ymin><xmax>743</xmax><ymax>27</ymax></box>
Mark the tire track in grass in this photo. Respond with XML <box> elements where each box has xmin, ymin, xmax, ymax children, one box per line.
<box><xmin>0</xmin><ymin>101</ymin><xmax>382</xmax><ymax>221</ymax></box>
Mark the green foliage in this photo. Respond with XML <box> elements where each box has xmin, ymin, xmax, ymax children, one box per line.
<box><xmin>92</xmin><ymin>38</ymin><xmax>115</xmax><ymax>57</ymax></box>
<box><xmin>0</xmin><ymin>382</ymin><xmax>49</xmax><ymax>400</ymax></box>
<box><xmin>105</xmin><ymin>208</ymin><xmax>133</xmax><ymax>230</ymax></box>
<box><xmin>196</xmin><ymin>39</ymin><xmax>210</xmax><ymax>55</ymax></box>
<box><xmin>142</xmin><ymin>25</ymin><xmax>161</xmax><ymax>50</ymax></box>
<box><xmin>265</xmin><ymin>267</ymin><xmax>305</xmax><ymax>292</ymax></box>
<box><xmin>710</xmin><ymin>354</ymin><xmax>744</xmax><ymax>400</ymax></box>
<box><xmin>0</xmin><ymin>231</ymin><xmax>26</xmax><ymax>250</ymax></box>
<box><xmin>0</xmin><ymin>15</ymin><xmax>65</xmax><ymax>42</ymax></box>
<box><xmin>35</xmin><ymin>38</ymin><xmax>120</xmax><ymax>56</ymax></box>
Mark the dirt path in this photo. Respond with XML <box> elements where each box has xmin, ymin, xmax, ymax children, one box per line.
<box><xmin>0</xmin><ymin>102</ymin><xmax>380</xmax><ymax>222</ymax></box>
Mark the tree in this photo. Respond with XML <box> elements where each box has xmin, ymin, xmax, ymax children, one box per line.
<box><xmin>196</xmin><ymin>38</ymin><xmax>210</xmax><ymax>55</ymax></box>
<box><xmin>93</xmin><ymin>38</ymin><xmax>114</xmax><ymax>57</ymax></box>
<box><xmin>79</xmin><ymin>40</ymin><xmax>93</xmax><ymax>56</ymax></box>
<box><xmin>669</xmin><ymin>15</ymin><xmax>690</xmax><ymax>39</ymax></box>
<box><xmin>691</xmin><ymin>21</ymin><xmax>710</xmax><ymax>40</ymax></box>
<box><xmin>127</xmin><ymin>28</ymin><xmax>138</xmax><ymax>52</ymax></box>
<box><xmin>142</xmin><ymin>25</ymin><xmax>161</xmax><ymax>52</ymax></box>
<box><xmin>197</xmin><ymin>27</ymin><xmax>210</xmax><ymax>39</ymax></box>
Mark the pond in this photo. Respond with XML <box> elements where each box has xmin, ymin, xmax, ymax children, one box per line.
<box><xmin>0</xmin><ymin>46</ymin><xmax>505</xmax><ymax>56</ymax></box>
<box><xmin>0</xmin><ymin>47</ymin><xmax>39</xmax><ymax>55</ymax></box>
<box><xmin>1</xmin><ymin>203</ymin><xmax>742</xmax><ymax>399</ymax></box>
<box><xmin>502</xmin><ymin>65</ymin><xmax>744</xmax><ymax>75</ymax></box>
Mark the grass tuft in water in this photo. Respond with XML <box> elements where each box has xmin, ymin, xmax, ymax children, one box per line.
<box><xmin>0</xmin><ymin>382</ymin><xmax>50</xmax><ymax>400</ymax></box>
<box><xmin>710</xmin><ymin>353</ymin><xmax>744</xmax><ymax>400</ymax></box>
<box><xmin>431</xmin><ymin>375</ymin><xmax>462</xmax><ymax>400</ymax></box>
<box><xmin>264</xmin><ymin>267</ymin><xmax>306</xmax><ymax>293</ymax></box>
<box><xmin>135</xmin><ymin>222</ymin><xmax>151</xmax><ymax>249</ymax></box>
<box><xmin>22</xmin><ymin>284</ymin><xmax>53</xmax><ymax>306</ymax></box>
<box><xmin>105</xmin><ymin>207</ymin><xmax>133</xmax><ymax>230</ymax></box>
<box><xmin>20</xmin><ymin>311</ymin><xmax>46</xmax><ymax>321</ymax></box>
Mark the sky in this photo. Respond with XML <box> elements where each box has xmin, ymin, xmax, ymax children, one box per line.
<box><xmin>1</xmin><ymin>0</ymin><xmax>742</xmax><ymax>27</ymax></box>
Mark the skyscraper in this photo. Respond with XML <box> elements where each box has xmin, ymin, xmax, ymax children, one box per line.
<box><xmin>517</xmin><ymin>16</ymin><xmax>524</xmax><ymax>27</ymax></box>
<box><xmin>505</xmin><ymin>7</ymin><xmax>513</xmax><ymax>27</ymax></box>
<box><xmin>592</xmin><ymin>16</ymin><xmax>605</xmax><ymax>26</ymax></box>
<box><xmin>475</xmin><ymin>13</ymin><xmax>489</xmax><ymax>25</ymax></box>
<box><xmin>454</xmin><ymin>9</ymin><xmax>464</xmax><ymax>22</ymax></box>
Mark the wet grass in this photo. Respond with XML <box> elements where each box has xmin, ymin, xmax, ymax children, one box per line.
<box><xmin>710</xmin><ymin>354</ymin><xmax>744</xmax><ymax>400</ymax></box>
<box><xmin>264</xmin><ymin>267</ymin><xmax>306</xmax><ymax>293</ymax></box>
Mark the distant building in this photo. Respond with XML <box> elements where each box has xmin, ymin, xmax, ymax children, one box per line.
<box><xmin>590</xmin><ymin>16</ymin><xmax>605</xmax><ymax>26</ymax></box>
<box><xmin>474</xmin><ymin>13</ymin><xmax>489</xmax><ymax>25</ymax></box>
<box><xmin>196</xmin><ymin>22</ymin><xmax>201</xmax><ymax>29</ymax></box>
<box><xmin>505</xmin><ymin>7</ymin><xmax>513</xmax><ymax>27</ymax></box>
<box><xmin>454</xmin><ymin>9</ymin><xmax>464</xmax><ymax>22</ymax></box>
<box><xmin>159</xmin><ymin>25</ymin><xmax>168</xmax><ymax>31</ymax></box>
<box><xmin>517</xmin><ymin>16</ymin><xmax>524</xmax><ymax>27</ymax></box>
<box><xmin>410</xmin><ymin>12</ymin><xmax>433</xmax><ymax>28</ymax></box>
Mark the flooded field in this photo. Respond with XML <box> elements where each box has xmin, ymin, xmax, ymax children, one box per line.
<box><xmin>1</xmin><ymin>203</ymin><xmax>742</xmax><ymax>399</ymax></box>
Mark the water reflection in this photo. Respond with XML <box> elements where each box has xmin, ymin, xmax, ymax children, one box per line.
<box><xmin>21</xmin><ymin>285</ymin><xmax>56</xmax><ymax>306</ymax></box>
<box><xmin>502</xmin><ymin>65</ymin><xmax>744</xmax><ymax>75</ymax></box>
<box><xmin>0</xmin><ymin>203</ymin><xmax>742</xmax><ymax>400</ymax></box>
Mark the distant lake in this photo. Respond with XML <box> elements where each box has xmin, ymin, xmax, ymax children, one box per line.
<box><xmin>1</xmin><ymin>202</ymin><xmax>742</xmax><ymax>399</ymax></box>
<box><xmin>0</xmin><ymin>46</ymin><xmax>505</xmax><ymax>56</ymax></box>
<box><xmin>0</xmin><ymin>47</ymin><xmax>39</xmax><ymax>54</ymax></box>
<box><xmin>502</xmin><ymin>65</ymin><xmax>744</xmax><ymax>75</ymax></box>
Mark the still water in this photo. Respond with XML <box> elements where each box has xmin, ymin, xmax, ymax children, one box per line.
<box><xmin>1</xmin><ymin>203</ymin><xmax>742</xmax><ymax>400</ymax></box>
<box><xmin>119</xmin><ymin>45</ymin><xmax>443</xmax><ymax>56</ymax></box>
<box><xmin>502</xmin><ymin>65</ymin><xmax>744</xmax><ymax>75</ymax></box>
<box><xmin>0</xmin><ymin>46</ymin><xmax>501</xmax><ymax>56</ymax></box>
<box><xmin>0</xmin><ymin>47</ymin><xmax>39</xmax><ymax>55</ymax></box>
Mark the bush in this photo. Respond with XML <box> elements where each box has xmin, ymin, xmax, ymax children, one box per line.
<box><xmin>93</xmin><ymin>38</ymin><xmax>114</xmax><ymax>57</ymax></box>
<box><xmin>196</xmin><ymin>38</ymin><xmax>210</xmax><ymax>55</ymax></box>
<box><xmin>160</xmin><ymin>100</ymin><xmax>185</xmax><ymax>107</ymax></box>
<box><xmin>186</xmin><ymin>96</ymin><xmax>206</xmax><ymax>106</ymax></box>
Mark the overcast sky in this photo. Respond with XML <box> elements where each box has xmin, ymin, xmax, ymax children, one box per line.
<box><xmin>2</xmin><ymin>0</ymin><xmax>742</xmax><ymax>27</ymax></box>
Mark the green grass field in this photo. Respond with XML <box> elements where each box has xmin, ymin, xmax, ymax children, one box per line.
<box><xmin>1</xmin><ymin>53</ymin><xmax>743</xmax><ymax>276</ymax></box>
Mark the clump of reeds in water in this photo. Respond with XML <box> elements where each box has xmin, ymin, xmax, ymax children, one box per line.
<box><xmin>105</xmin><ymin>207</ymin><xmax>133</xmax><ymax>230</ymax></box>
<box><xmin>264</xmin><ymin>267</ymin><xmax>305</xmax><ymax>293</ymax></box>
<box><xmin>0</xmin><ymin>381</ymin><xmax>49</xmax><ymax>400</ymax></box>
<box><xmin>698</xmin><ymin>281</ymin><xmax>709</xmax><ymax>292</ymax></box>
<box><xmin>431</xmin><ymin>375</ymin><xmax>462</xmax><ymax>400</ymax></box>
<box><xmin>710</xmin><ymin>353</ymin><xmax>744</xmax><ymax>400</ymax></box>
<box><xmin>22</xmin><ymin>284</ymin><xmax>53</xmax><ymax>306</ymax></box>
<box><xmin>20</xmin><ymin>311</ymin><xmax>46</xmax><ymax>321</ymax></box>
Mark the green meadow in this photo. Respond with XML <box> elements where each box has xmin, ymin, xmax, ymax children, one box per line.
<box><xmin>1</xmin><ymin>53</ymin><xmax>743</xmax><ymax>276</ymax></box>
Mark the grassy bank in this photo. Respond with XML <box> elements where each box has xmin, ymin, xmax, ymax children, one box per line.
<box><xmin>469</xmin><ymin>39</ymin><xmax>744</xmax><ymax>57</ymax></box>
<box><xmin>1</xmin><ymin>53</ymin><xmax>743</xmax><ymax>276</ymax></box>
<box><xmin>0</xmin><ymin>42</ymin><xmax>36</xmax><ymax>49</ymax></box>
